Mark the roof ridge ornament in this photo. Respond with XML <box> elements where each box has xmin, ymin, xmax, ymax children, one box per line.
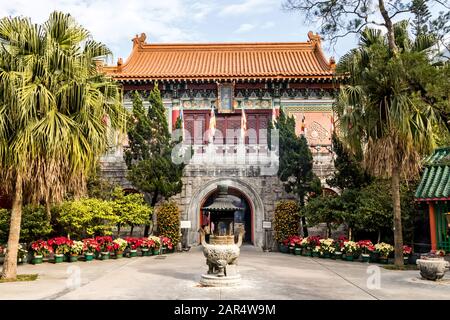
<box><xmin>133</xmin><ymin>32</ymin><xmax>147</xmax><ymax>48</ymax></box>
<box><xmin>307</xmin><ymin>31</ymin><xmax>321</xmax><ymax>47</ymax></box>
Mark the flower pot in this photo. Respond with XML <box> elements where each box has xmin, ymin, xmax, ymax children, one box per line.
<box><xmin>403</xmin><ymin>256</ymin><xmax>409</xmax><ymax>265</ymax></box>
<box><xmin>54</xmin><ymin>254</ymin><xmax>64</xmax><ymax>264</ymax></box>
<box><xmin>361</xmin><ymin>254</ymin><xmax>370</xmax><ymax>263</ymax></box>
<box><xmin>100</xmin><ymin>252</ymin><xmax>110</xmax><ymax>260</ymax></box>
<box><xmin>370</xmin><ymin>252</ymin><xmax>379</xmax><ymax>263</ymax></box>
<box><xmin>69</xmin><ymin>254</ymin><xmax>79</xmax><ymax>263</ymax></box>
<box><xmin>152</xmin><ymin>248</ymin><xmax>160</xmax><ymax>255</ymax></box>
<box><xmin>84</xmin><ymin>253</ymin><xmax>94</xmax><ymax>262</ymax></box>
<box><xmin>379</xmin><ymin>256</ymin><xmax>389</xmax><ymax>264</ymax></box>
<box><xmin>289</xmin><ymin>246</ymin><xmax>295</xmax><ymax>254</ymax></box>
<box><xmin>345</xmin><ymin>254</ymin><xmax>354</xmax><ymax>261</ymax></box>
<box><xmin>115</xmin><ymin>251</ymin><xmax>123</xmax><ymax>259</ymax></box>
<box><xmin>319</xmin><ymin>252</ymin><xmax>325</xmax><ymax>258</ymax></box>
<box><xmin>294</xmin><ymin>247</ymin><xmax>302</xmax><ymax>255</ymax></box>
<box><xmin>32</xmin><ymin>255</ymin><xmax>43</xmax><ymax>265</ymax></box>
<box><xmin>333</xmin><ymin>252</ymin><xmax>342</xmax><ymax>260</ymax></box>
<box><xmin>141</xmin><ymin>248</ymin><xmax>150</xmax><ymax>256</ymax></box>
<box><xmin>312</xmin><ymin>251</ymin><xmax>319</xmax><ymax>258</ymax></box>
<box><xmin>129</xmin><ymin>250</ymin><xmax>137</xmax><ymax>257</ymax></box>
<box><xmin>63</xmin><ymin>254</ymin><xmax>69</xmax><ymax>262</ymax></box>
<box><xmin>324</xmin><ymin>253</ymin><xmax>331</xmax><ymax>259</ymax></box>
<box><xmin>279</xmin><ymin>244</ymin><xmax>289</xmax><ymax>254</ymax></box>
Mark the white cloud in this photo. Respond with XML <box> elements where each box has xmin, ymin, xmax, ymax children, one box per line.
<box><xmin>220</xmin><ymin>0</ymin><xmax>280</xmax><ymax>16</ymax></box>
<box><xmin>0</xmin><ymin>0</ymin><xmax>212</xmax><ymax>62</ymax></box>
<box><xmin>261</xmin><ymin>21</ymin><xmax>275</xmax><ymax>29</ymax></box>
<box><xmin>235</xmin><ymin>23</ymin><xmax>255</xmax><ymax>33</ymax></box>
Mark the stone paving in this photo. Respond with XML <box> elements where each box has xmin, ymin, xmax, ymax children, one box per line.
<box><xmin>1</xmin><ymin>246</ymin><xmax>449</xmax><ymax>300</ymax></box>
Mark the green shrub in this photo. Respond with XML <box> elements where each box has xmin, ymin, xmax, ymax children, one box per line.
<box><xmin>112</xmin><ymin>187</ymin><xmax>152</xmax><ymax>233</ymax></box>
<box><xmin>0</xmin><ymin>205</ymin><xmax>52</xmax><ymax>244</ymax></box>
<box><xmin>55</xmin><ymin>198</ymin><xmax>118</xmax><ymax>238</ymax></box>
<box><xmin>273</xmin><ymin>200</ymin><xmax>300</xmax><ymax>243</ymax></box>
<box><xmin>156</xmin><ymin>201</ymin><xmax>180</xmax><ymax>246</ymax></box>
<box><xmin>0</xmin><ymin>209</ymin><xmax>9</xmax><ymax>243</ymax></box>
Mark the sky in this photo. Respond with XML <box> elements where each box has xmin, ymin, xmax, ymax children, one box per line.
<box><xmin>0</xmin><ymin>0</ymin><xmax>356</xmax><ymax>64</ymax></box>
<box><xmin>0</xmin><ymin>0</ymin><xmax>446</xmax><ymax>65</ymax></box>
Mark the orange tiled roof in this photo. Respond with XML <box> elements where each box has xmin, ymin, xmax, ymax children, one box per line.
<box><xmin>104</xmin><ymin>32</ymin><xmax>336</xmax><ymax>81</ymax></box>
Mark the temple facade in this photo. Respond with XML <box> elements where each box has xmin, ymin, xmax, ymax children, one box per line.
<box><xmin>102</xmin><ymin>32</ymin><xmax>339</xmax><ymax>248</ymax></box>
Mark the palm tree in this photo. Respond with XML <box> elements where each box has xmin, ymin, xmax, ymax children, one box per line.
<box><xmin>334</xmin><ymin>22</ymin><xmax>448</xmax><ymax>266</ymax></box>
<box><xmin>0</xmin><ymin>12</ymin><xmax>126</xmax><ymax>279</ymax></box>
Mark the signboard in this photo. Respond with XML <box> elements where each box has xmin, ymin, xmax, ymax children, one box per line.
<box><xmin>262</xmin><ymin>221</ymin><xmax>272</xmax><ymax>229</ymax></box>
<box><xmin>180</xmin><ymin>220</ymin><xmax>192</xmax><ymax>229</ymax></box>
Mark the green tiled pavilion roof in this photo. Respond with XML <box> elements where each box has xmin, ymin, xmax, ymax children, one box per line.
<box><xmin>415</xmin><ymin>147</ymin><xmax>450</xmax><ymax>201</ymax></box>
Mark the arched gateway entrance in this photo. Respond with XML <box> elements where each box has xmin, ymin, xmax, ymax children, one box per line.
<box><xmin>187</xmin><ymin>178</ymin><xmax>265</xmax><ymax>247</ymax></box>
<box><xmin>201</xmin><ymin>187</ymin><xmax>252</xmax><ymax>243</ymax></box>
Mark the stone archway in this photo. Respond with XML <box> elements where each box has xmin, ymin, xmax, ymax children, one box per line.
<box><xmin>186</xmin><ymin>177</ymin><xmax>265</xmax><ymax>248</ymax></box>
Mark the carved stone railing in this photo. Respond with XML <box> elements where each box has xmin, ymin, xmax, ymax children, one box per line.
<box><xmin>179</xmin><ymin>144</ymin><xmax>279</xmax><ymax>167</ymax></box>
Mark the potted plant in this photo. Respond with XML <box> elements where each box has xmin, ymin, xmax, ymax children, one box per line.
<box><xmin>374</xmin><ymin>242</ymin><xmax>394</xmax><ymax>264</ymax></box>
<box><xmin>30</xmin><ymin>240</ymin><xmax>51</xmax><ymax>264</ymax></box>
<box><xmin>149</xmin><ymin>236</ymin><xmax>161</xmax><ymax>255</ymax></box>
<box><xmin>125</xmin><ymin>237</ymin><xmax>141</xmax><ymax>257</ymax></box>
<box><xmin>343</xmin><ymin>241</ymin><xmax>359</xmax><ymax>261</ymax></box>
<box><xmin>358</xmin><ymin>240</ymin><xmax>373</xmax><ymax>263</ymax></box>
<box><xmin>96</xmin><ymin>236</ymin><xmax>113</xmax><ymax>260</ymax></box>
<box><xmin>160</xmin><ymin>236</ymin><xmax>173</xmax><ymax>254</ymax></box>
<box><xmin>333</xmin><ymin>236</ymin><xmax>346</xmax><ymax>260</ymax></box>
<box><xmin>289</xmin><ymin>236</ymin><xmax>303</xmax><ymax>255</ymax></box>
<box><xmin>68</xmin><ymin>241</ymin><xmax>84</xmax><ymax>262</ymax></box>
<box><xmin>319</xmin><ymin>238</ymin><xmax>335</xmax><ymax>258</ymax></box>
<box><xmin>301</xmin><ymin>237</ymin><xmax>312</xmax><ymax>256</ymax></box>
<box><xmin>403</xmin><ymin>245</ymin><xmax>412</xmax><ymax>265</ymax></box>
<box><xmin>279</xmin><ymin>239</ymin><xmax>290</xmax><ymax>253</ymax></box>
<box><xmin>140</xmin><ymin>238</ymin><xmax>152</xmax><ymax>256</ymax></box>
<box><xmin>16</xmin><ymin>244</ymin><xmax>29</xmax><ymax>264</ymax></box>
<box><xmin>48</xmin><ymin>237</ymin><xmax>71</xmax><ymax>263</ymax></box>
<box><xmin>113</xmin><ymin>238</ymin><xmax>127</xmax><ymax>259</ymax></box>
<box><xmin>82</xmin><ymin>238</ymin><xmax>99</xmax><ymax>261</ymax></box>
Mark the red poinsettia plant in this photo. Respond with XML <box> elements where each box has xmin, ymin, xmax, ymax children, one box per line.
<box><xmin>139</xmin><ymin>238</ymin><xmax>153</xmax><ymax>249</ymax></box>
<box><xmin>403</xmin><ymin>245</ymin><xmax>412</xmax><ymax>256</ymax></box>
<box><xmin>288</xmin><ymin>235</ymin><xmax>303</xmax><ymax>248</ymax></box>
<box><xmin>31</xmin><ymin>240</ymin><xmax>52</xmax><ymax>257</ymax></box>
<box><xmin>83</xmin><ymin>238</ymin><xmax>100</xmax><ymax>253</ymax></box>
<box><xmin>125</xmin><ymin>237</ymin><xmax>143</xmax><ymax>250</ymax></box>
<box><xmin>95</xmin><ymin>236</ymin><xmax>114</xmax><ymax>253</ymax></box>
<box><xmin>357</xmin><ymin>240</ymin><xmax>374</xmax><ymax>254</ymax></box>
<box><xmin>308</xmin><ymin>236</ymin><xmax>321</xmax><ymax>248</ymax></box>
<box><xmin>160</xmin><ymin>236</ymin><xmax>173</xmax><ymax>250</ymax></box>
<box><xmin>48</xmin><ymin>237</ymin><xmax>72</xmax><ymax>255</ymax></box>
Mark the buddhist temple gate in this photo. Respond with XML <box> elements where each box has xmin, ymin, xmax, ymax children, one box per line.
<box><xmin>101</xmin><ymin>31</ymin><xmax>339</xmax><ymax>248</ymax></box>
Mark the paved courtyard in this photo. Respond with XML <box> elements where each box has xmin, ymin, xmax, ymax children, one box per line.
<box><xmin>1</xmin><ymin>246</ymin><xmax>449</xmax><ymax>300</ymax></box>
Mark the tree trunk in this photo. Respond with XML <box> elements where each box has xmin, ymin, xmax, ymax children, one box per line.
<box><xmin>348</xmin><ymin>227</ymin><xmax>352</xmax><ymax>241</ymax></box>
<box><xmin>378</xmin><ymin>0</ymin><xmax>398</xmax><ymax>54</ymax></box>
<box><xmin>45</xmin><ymin>201</ymin><xmax>51</xmax><ymax>220</ymax></box>
<box><xmin>130</xmin><ymin>225</ymin><xmax>134</xmax><ymax>237</ymax></box>
<box><xmin>391</xmin><ymin>165</ymin><xmax>404</xmax><ymax>267</ymax></box>
<box><xmin>1</xmin><ymin>173</ymin><xmax>23</xmax><ymax>280</ymax></box>
<box><xmin>301</xmin><ymin>216</ymin><xmax>308</xmax><ymax>237</ymax></box>
<box><xmin>377</xmin><ymin>230</ymin><xmax>381</xmax><ymax>244</ymax></box>
<box><xmin>117</xmin><ymin>224</ymin><xmax>121</xmax><ymax>237</ymax></box>
<box><xmin>144</xmin><ymin>191</ymin><xmax>159</xmax><ymax>237</ymax></box>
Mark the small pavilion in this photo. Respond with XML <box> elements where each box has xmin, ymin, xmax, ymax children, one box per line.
<box><xmin>415</xmin><ymin>147</ymin><xmax>450</xmax><ymax>251</ymax></box>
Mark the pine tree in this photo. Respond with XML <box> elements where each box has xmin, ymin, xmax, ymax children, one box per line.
<box><xmin>326</xmin><ymin>133</ymin><xmax>371</xmax><ymax>190</ymax></box>
<box><xmin>125</xmin><ymin>85</ymin><xmax>183</xmax><ymax>236</ymax></box>
<box><xmin>274</xmin><ymin>109</ymin><xmax>322</xmax><ymax>236</ymax></box>
<box><xmin>411</xmin><ymin>0</ymin><xmax>431</xmax><ymax>36</ymax></box>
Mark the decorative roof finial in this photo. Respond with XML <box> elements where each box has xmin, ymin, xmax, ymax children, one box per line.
<box><xmin>329</xmin><ymin>56</ymin><xmax>336</xmax><ymax>69</ymax></box>
<box><xmin>307</xmin><ymin>31</ymin><xmax>321</xmax><ymax>47</ymax></box>
<box><xmin>133</xmin><ymin>33</ymin><xmax>147</xmax><ymax>47</ymax></box>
